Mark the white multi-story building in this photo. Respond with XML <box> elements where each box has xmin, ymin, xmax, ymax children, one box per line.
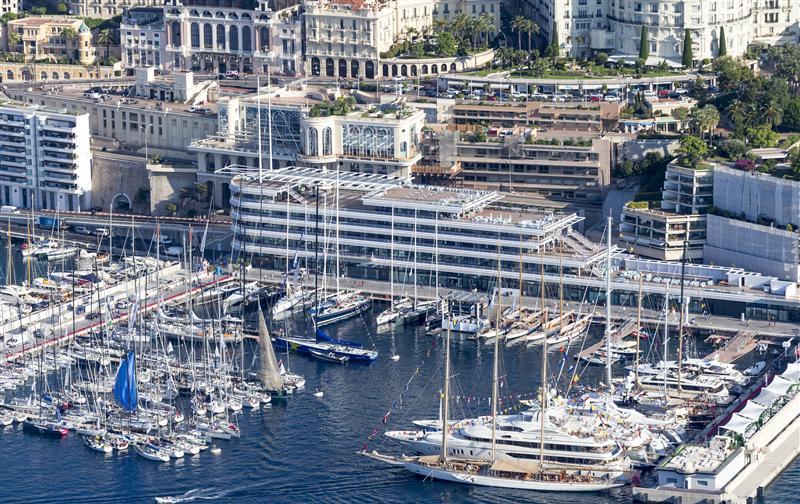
<box><xmin>0</xmin><ymin>104</ymin><xmax>92</xmax><ymax>211</ymax></box>
<box><xmin>305</xmin><ymin>0</ymin><xmax>500</xmax><ymax>79</ymax></box>
<box><xmin>70</xmin><ymin>0</ymin><xmax>161</xmax><ymax>18</ymax></box>
<box><xmin>514</xmin><ymin>0</ymin><xmax>800</xmax><ymax>62</ymax></box>
<box><xmin>0</xmin><ymin>0</ymin><xmax>18</xmax><ymax>16</ymax></box>
<box><xmin>161</xmin><ymin>0</ymin><xmax>303</xmax><ymax>75</ymax></box>
<box><xmin>121</xmin><ymin>7</ymin><xmax>167</xmax><ymax>70</ymax></box>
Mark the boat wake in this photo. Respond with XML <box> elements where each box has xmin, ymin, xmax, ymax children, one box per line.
<box><xmin>155</xmin><ymin>488</ymin><xmax>229</xmax><ymax>503</ymax></box>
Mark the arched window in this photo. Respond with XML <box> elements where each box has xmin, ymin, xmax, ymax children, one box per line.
<box><xmin>401</xmin><ymin>64</ymin><xmax>407</xmax><ymax>76</ymax></box>
<box><xmin>325</xmin><ymin>58</ymin><xmax>334</xmax><ymax>76</ymax></box>
<box><xmin>5</xmin><ymin>70</ymin><xmax>12</xmax><ymax>81</ymax></box>
<box><xmin>242</xmin><ymin>26</ymin><xmax>252</xmax><ymax>52</ymax></box>
<box><xmin>52</xmin><ymin>72</ymin><xmax>59</xmax><ymax>80</ymax></box>
<box><xmin>202</xmin><ymin>10</ymin><xmax>212</xmax><ymax>17</ymax></box>
<box><xmin>311</xmin><ymin>57</ymin><xmax>320</xmax><ymax>76</ymax></box>
<box><xmin>365</xmin><ymin>61</ymin><xmax>374</xmax><ymax>79</ymax></box>
<box><xmin>382</xmin><ymin>64</ymin><xmax>389</xmax><ymax>77</ymax></box>
<box><xmin>421</xmin><ymin>64</ymin><xmax>428</xmax><ymax>74</ymax></box>
<box><xmin>338</xmin><ymin>59</ymin><xmax>347</xmax><ymax>77</ymax></box>
<box><xmin>322</xmin><ymin>127</ymin><xmax>332</xmax><ymax>156</ymax></box>
<box><xmin>215</xmin><ymin>11</ymin><xmax>225</xmax><ymax>18</ymax></box>
<box><xmin>190</xmin><ymin>23</ymin><xmax>200</xmax><ymax>48</ymax></box>
<box><xmin>260</xmin><ymin>27</ymin><xmax>269</xmax><ymax>50</ymax></box>
<box><xmin>229</xmin><ymin>25</ymin><xmax>239</xmax><ymax>51</ymax></box>
<box><xmin>307</xmin><ymin>128</ymin><xmax>319</xmax><ymax>156</ymax></box>
<box><xmin>216</xmin><ymin>25</ymin><xmax>225</xmax><ymax>49</ymax></box>
<box><xmin>351</xmin><ymin>60</ymin><xmax>359</xmax><ymax>78</ymax></box>
<box><xmin>203</xmin><ymin>23</ymin><xmax>213</xmax><ymax>48</ymax></box>
<box><xmin>63</xmin><ymin>72</ymin><xmax>70</xmax><ymax>79</ymax></box>
<box><xmin>431</xmin><ymin>64</ymin><xmax>438</xmax><ymax>74</ymax></box>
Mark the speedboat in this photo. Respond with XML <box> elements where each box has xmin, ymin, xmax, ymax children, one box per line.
<box><xmin>309</xmin><ymin>348</ymin><xmax>350</xmax><ymax>364</ymax></box>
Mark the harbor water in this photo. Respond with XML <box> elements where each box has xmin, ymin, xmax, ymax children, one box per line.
<box><xmin>2</xmin><ymin>301</ymin><xmax>799</xmax><ymax>503</ymax></box>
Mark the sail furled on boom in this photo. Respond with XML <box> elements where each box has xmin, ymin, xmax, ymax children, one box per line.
<box><xmin>258</xmin><ymin>307</ymin><xmax>283</xmax><ymax>391</ymax></box>
<box><xmin>113</xmin><ymin>351</ymin><xmax>138</xmax><ymax>412</ymax></box>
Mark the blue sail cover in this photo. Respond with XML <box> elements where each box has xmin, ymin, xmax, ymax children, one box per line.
<box><xmin>113</xmin><ymin>352</ymin><xmax>138</xmax><ymax>412</ymax></box>
<box><xmin>315</xmin><ymin>328</ymin><xmax>363</xmax><ymax>348</ymax></box>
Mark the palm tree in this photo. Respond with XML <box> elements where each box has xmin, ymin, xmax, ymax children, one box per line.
<box><xmin>726</xmin><ymin>100</ymin><xmax>747</xmax><ymax>127</ymax></box>
<box><xmin>524</xmin><ymin>20</ymin><xmax>540</xmax><ymax>51</ymax></box>
<box><xmin>474</xmin><ymin>13</ymin><xmax>494</xmax><ymax>47</ymax></box>
<box><xmin>61</xmin><ymin>27</ymin><xmax>78</xmax><ymax>64</ymax></box>
<box><xmin>763</xmin><ymin>103</ymin><xmax>783</xmax><ymax>128</ymax></box>
<box><xmin>511</xmin><ymin>16</ymin><xmax>526</xmax><ymax>50</ymax></box>
<box><xmin>97</xmin><ymin>28</ymin><xmax>112</xmax><ymax>63</ymax></box>
<box><xmin>450</xmin><ymin>13</ymin><xmax>471</xmax><ymax>52</ymax></box>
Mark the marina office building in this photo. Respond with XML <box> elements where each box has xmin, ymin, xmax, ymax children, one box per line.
<box><xmin>228</xmin><ymin>166</ymin><xmax>800</xmax><ymax>322</ymax></box>
<box><xmin>0</xmin><ymin>104</ymin><xmax>93</xmax><ymax>211</ymax></box>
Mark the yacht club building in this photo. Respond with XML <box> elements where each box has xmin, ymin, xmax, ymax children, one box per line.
<box><xmin>228</xmin><ymin>167</ymin><xmax>800</xmax><ymax>321</ymax></box>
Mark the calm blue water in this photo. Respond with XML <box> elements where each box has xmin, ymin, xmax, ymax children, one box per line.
<box><xmin>1</xmin><ymin>300</ymin><xmax>797</xmax><ymax>502</ymax></box>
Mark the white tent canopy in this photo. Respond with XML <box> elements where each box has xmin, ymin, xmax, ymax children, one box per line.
<box><xmin>765</xmin><ymin>376</ymin><xmax>794</xmax><ymax>397</ymax></box>
<box><xmin>738</xmin><ymin>401</ymin><xmax>767</xmax><ymax>421</ymax></box>
<box><xmin>753</xmin><ymin>387</ymin><xmax>781</xmax><ymax>407</ymax></box>
<box><xmin>779</xmin><ymin>362</ymin><xmax>800</xmax><ymax>382</ymax></box>
<box><xmin>721</xmin><ymin>414</ymin><xmax>755</xmax><ymax>435</ymax></box>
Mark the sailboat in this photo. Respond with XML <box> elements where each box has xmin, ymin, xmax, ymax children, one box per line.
<box><xmin>365</xmin><ymin>319</ymin><xmax>629</xmax><ymax>491</ymax></box>
<box><xmin>256</xmin><ymin>307</ymin><xmax>285</xmax><ymax>396</ymax></box>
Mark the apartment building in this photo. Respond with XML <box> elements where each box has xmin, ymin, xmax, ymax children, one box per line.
<box><xmin>0</xmin><ymin>104</ymin><xmax>92</xmax><ymax>211</ymax></box>
<box><xmin>452</xmin><ymin>101</ymin><xmax>620</xmax><ymax>133</ymax></box>
<box><xmin>69</xmin><ymin>0</ymin><xmax>161</xmax><ymax>19</ymax></box>
<box><xmin>512</xmin><ymin>0</ymin><xmax>799</xmax><ymax>62</ymax></box>
<box><xmin>619</xmin><ymin>161</ymin><xmax>714</xmax><ymax>261</ymax></box>
<box><xmin>456</xmin><ymin>134</ymin><xmax>611</xmax><ymax>202</ymax></box>
<box><xmin>121</xmin><ymin>7</ymin><xmax>167</xmax><ymax>70</ymax></box>
<box><xmin>7</xmin><ymin>17</ymin><xmax>96</xmax><ymax>65</ymax></box>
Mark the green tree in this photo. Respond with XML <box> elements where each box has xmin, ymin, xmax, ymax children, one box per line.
<box><xmin>682</xmin><ymin>29</ymin><xmax>693</xmax><ymax>68</ymax></box>
<box><xmin>691</xmin><ymin>105</ymin><xmax>720</xmax><ymax>145</ymax></box>
<box><xmin>549</xmin><ymin>21</ymin><xmax>559</xmax><ymax>63</ymax></box>
<box><xmin>595</xmin><ymin>52</ymin><xmax>609</xmax><ymax>66</ymax></box>
<box><xmin>511</xmin><ymin>16</ymin><xmax>526</xmax><ymax>50</ymax></box>
<box><xmin>783</xmin><ymin>99</ymin><xmax>800</xmax><ymax>129</ymax></box>
<box><xmin>56</xmin><ymin>2</ymin><xmax>68</xmax><ymax>13</ymax></box>
<box><xmin>165</xmin><ymin>203</ymin><xmax>177</xmax><ymax>215</ymax></box>
<box><xmin>524</xmin><ymin>19</ymin><xmax>539</xmax><ymax>52</ymax></box>
<box><xmin>745</xmin><ymin>125</ymin><xmax>779</xmax><ymax>148</ymax></box>
<box><xmin>434</xmin><ymin>31</ymin><xmax>457</xmax><ymax>57</ymax></box>
<box><xmin>61</xmin><ymin>27</ymin><xmax>78</xmax><ymax>64</ymax></box>
<box><xmin>472</xmin><ymin>130</ymin><xmax>487</xmax><ymax>142</ymax></box>
<box><xmin>718</xmin><ymin>27</ymin><xmax>727</xmax><ymax>57</ymax></box>
<box><xmin>639</xmin><ymin>25</ymin><xmax>649</xmax><ymax>61</ymax></box>
<box><xmin>672</xmin><ymin>107</ymin><xmax>690</xmax><ymax>122</ymax></box>
<box><xmin>717</xmin><ymin>139</ymin><xmax>747</xmax><ymax>160</ymax></box>
<box><xmin>677</xmin><ymin>135</ymin><xmax>709</xmax><ymax>167</ymax></box>
<box><xmin>97</xmin><ymin>28</ymin><xmax>113</xmax><ymax>63</ymax></box>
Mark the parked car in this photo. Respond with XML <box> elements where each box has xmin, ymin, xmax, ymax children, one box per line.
<box><xmin>73</xmin><ymin>225</ymin><xmax>92</xmax><ymax>235</ymax></box>
<box><xmin>0</xmin><ymin>205</ymin><xmax>19</xmax><ymax>214</ymax></box>
<box><xmin>95</xmin><ymin>227</ymin><xmax>110</xmax><ymax>237</ymax></box>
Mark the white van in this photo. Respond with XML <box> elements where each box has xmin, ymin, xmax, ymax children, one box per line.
<box><xmin>0</xmin><ymin>205</ymin><xmax>19</xmax><ymax>214</ymax></box>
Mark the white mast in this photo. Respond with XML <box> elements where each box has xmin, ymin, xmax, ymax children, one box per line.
<box><xmin>413</xmin><ymin>208</ymin><xmax>418</xmax><ymax>308</ymax></box>
<box><xmin>440</xmin><ymin>313</ymin><xmax>451</xmax><ymax>464</ymax></box>
<box><xmin>335</xmin><ymin>166</ymin><xmax>340</xmax><ymax>294</ymax></box>
<box><xmin>434</xmin><ymin>211</ymin><xmax>439</xmax><ymax>300</ymax></box>
<box><xmin>390</xmin><ymin>204</ymin><xmax>394</xmax><ymax>308</ymax></box>
<box><xmin>491</xmin><ymin>240</ymin><xmax>501</xmax><ymax>462</ymax></box>
<box><xmin>605</xmin><ymin>215</ymin><xmax>613</xmax><ymax>393</ymax></box>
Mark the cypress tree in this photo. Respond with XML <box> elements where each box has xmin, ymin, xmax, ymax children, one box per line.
<box><xmin>550</xmin><ymin>21</ymin><xmax>559</xmax><ymax>62</ymax></box>
<box><xmin>639</xmin><ymin>25</ymin><xmax>649</xmax><ymax>61</ymax></box>
<box><xmin>718</xmin><ymin>27</ymin><xmax>727</xmax><ymax>57</ymax></box>
<box><xmin>682</xmin><ymin>29</ymin><xmax>693</xmax><ymax>68</ymax></box>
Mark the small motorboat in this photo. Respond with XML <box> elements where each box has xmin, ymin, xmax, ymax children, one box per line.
<box><xmin>744</xmin><ymin>361</ymin><xmax>766</xmax><ymax>376</ymax></box>
<box><xmin>210</xmin><ymin>445</ymin><xmax>222</xmax><ymax>455</ymax></box>
<box><xmin>391</xmin><ymin>355</ymin><xmax>400</xmax><ymax>362</ymax></box>
<box><xmin>313</xmin><ymin>389</ymin><xmax>324</xmax><ymax>398</ymax></box>
<box><xmin>308</xmin><ymin>348</ymin><xmax>350</xmax><ymax>364</ymax></box>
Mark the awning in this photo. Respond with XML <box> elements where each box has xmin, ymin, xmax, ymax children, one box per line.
<box><xmin>780</xmin><ymin>362</ymin><xmax>800</xmax><ymax>382</ymax></box>
<box><xmin>720</xmin><ymin>413</ymin><xmax>754</xmax><ymax>435</ymax></box>
<box><xmin>737</xmin><ymin>401</ymin><xmax>766</xmax><ymax>421</ymax></box>
<box><xmin>753</xmin><ymin>387</ymin><xmax>780</xmax><ymax>407</ymax></box>
<box><xmin>764</xmin><ymin>375</ymin><xmax>794</xmax><ymax>397</ymax></box>
<box><xmin>489</xmin><ymin>83</ymin><xmax>511</xmax><ymax>90</ymax></box>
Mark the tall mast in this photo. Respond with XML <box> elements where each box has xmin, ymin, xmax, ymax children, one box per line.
<box><xmin>605</xmin><ymin>215</ymin><xmax>613</xmax><ymax>393</ymax></box>
<box><xmin>313</xmin><ymin>184</ymin><xmax>320</xmax><ymax>331</ymax></box>
<box><xmin>538</xmin><ymin>243</ymin><xmax>547</xmax><ymax>469</ymax></box>
<box><xmin>413</xmin><ymin>208</ymin><xmax>417</xmax><ymax>308</ymax></box>
<box><xmin>335</xmin><ymin>166</ymin><xmax>340</xmax><ymax>293</ymax></box>
<box><xmin>434</xmin><ymin>211</ymin><xmax>439</xmax><ymax>300</ymax></box>
<box><xmin>663</xmin><ymin>290</ymin><xmax>669</xmax><ymax>401</ymax></box>
<box><xmin>635</xmin><ymin>273</ymin><xmax>643</xmax><ymax>388</ymax></box>
<box><xmin>6</xmin><ymin>220</ymin><xmax>12</xmax><ymax>286</ymax></box>
<box><xmin>440</xmin><ymin>309</ymin><xmax>451</xmax><ymax>464</ymax></box>
<box><xmin>389</xmin><ymin>205</ymin><xmax>394</xmax><ymax>308</ymax></box>
<box><xmin>677</xmin><ymin>235</ymin><xmax>688</xmax><ymax>392</ymax></box>
<box><xmin>491</xmin><ymin>240</ymin><xmax>501</xmax><ymax>461</ymax></box>
<box><xmin>518</xmin><ymin>234</ymin><xmax>523</xmax><ymax>311</ymax></box>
